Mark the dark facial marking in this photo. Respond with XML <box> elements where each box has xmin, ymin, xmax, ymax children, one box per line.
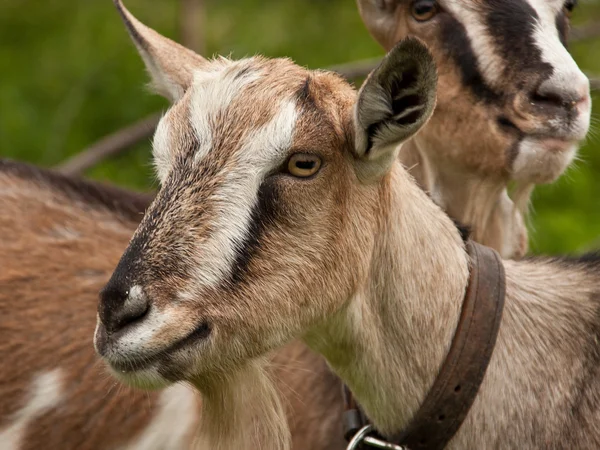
<box><xmin>296</xmin><ymin>77</ymin><xmax>318</xmax><ymax>112</ymax></box>
<box><xmin>497</xmin><ymin>117</ymin><xmax>525</xmax><ymax>164</ymax></box>
<box><xmin>483</xmin><ymin>0</ymin><xmax>553</xmax><ymax>82</ymax></box>
<box><xmin>227</xmin><ymin>177</ymin><xmax>280</xmax><ymax>285</ymax></box>
<box><xmin>100</xmin><ymin>130</ymin><xmax>207</xmax><ymax>304</ymax></box>
<box><xmin>438</xmin><ymin>13</ymin><xmax>500</xmax><ymax>103</ymax></box>
<box><xmin>104</xmin><ymin>180</ymin><xmax>182</xmax><ymax>291</ymax></box>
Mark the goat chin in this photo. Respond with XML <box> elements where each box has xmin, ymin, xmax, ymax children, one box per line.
<box><xmin>192</xmin><ymin>360</ymin><xmax>291</xmax><ymax>450</ymax></box>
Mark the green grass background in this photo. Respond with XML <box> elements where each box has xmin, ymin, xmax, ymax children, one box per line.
<box><xmin>0</xmin><ymin>0</ymin><xmax>598</xmax><ymax>255</ymax></box>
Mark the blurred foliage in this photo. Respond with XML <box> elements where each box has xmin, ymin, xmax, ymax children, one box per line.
<box><xmin>0</xmin><ymin>0</ymin><xmax>598</xmax><ymax>255</ymax></box>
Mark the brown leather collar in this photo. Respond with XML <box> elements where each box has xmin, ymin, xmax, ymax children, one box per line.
<box><xmin>343</xmin><ymin>241</ymin><xmax>506</xmax><ymax>450</ymax></box>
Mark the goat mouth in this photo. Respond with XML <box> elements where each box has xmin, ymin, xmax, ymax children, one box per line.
<box><xmin>106</xmin><ymin>321</ymin><xmax>212</xmax><ymax>374</ymax></box>
<box><xmin>497</xmin><ymin>116</ymin><xmax>582</xmax><ymax>148</ymax></box>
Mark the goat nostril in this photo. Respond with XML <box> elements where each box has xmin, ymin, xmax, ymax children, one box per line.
<box><xmin>99</xmin><ymin>282</ymin><xmax>151</xmax><ymax>333</ymax></box>
<box><xmin>531</xmin><ymin>91</ymin><xmax>566</xmax><ymax>108</ymax></box>
<box><xmin>114</xmin><ymin>298</ymin><xmax>150</xmax><ymax>331</ymax></box>
<box><xmin>531</xmin><ymin>85</ymin><xmax>585</xmax><ymax>111</ymax></box>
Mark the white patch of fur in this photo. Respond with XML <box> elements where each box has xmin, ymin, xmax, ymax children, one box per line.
<box><xmin>0</xmin><ymin>369</ymin><xmax>64</xmax><ymax>450</ymax></box>
<box><xmin>190</xmin><ymin>60</ymin><xmax>263</xmax><ymax>164</ymax></box>
<box><xmin>152</xmin><ymin>60</ymin><xmax>261</xmax><ymax>184</ymax></box>
<box><xmin>189</xmin><ymin>99</ymin><xmax>298</xmax><ymax>289</ymax></box>
<box><xmin>152</xmin><ymin>116</ymin><xmax>174</xmax><ymax>183</ymax></box>
<box><xmin>512</xmin><ymin>137</ymin><xmax>577</xmax><ymax>184</ymax></box>
<box><xmin>112</xmin><ymin>365</ymin><xmax>171</xmax><ymax>391</ymax></box>
<box><xmin>121</xmin><ymin>312</ymin><xmax>171</xmax><ymax>352</ymax></box>
<box><xmin>122</xmin><ymin>384</ymin><xmax>199</xmax><ymax>450</ymax></box>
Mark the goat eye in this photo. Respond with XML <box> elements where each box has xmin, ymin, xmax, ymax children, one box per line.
<box><xmin>411</xmin><ymin>0</ymin><xmax>438</xmax><ymax>22</ymax></box>
<box><xmin>286</xmin><ymin>153</ymin><xmax>322</xmax><ymax>178</ymax></box>
<box><xmin>563</xmin><ymin>0</ymin><xmax>577</xmax><ymax>17</ymax></box>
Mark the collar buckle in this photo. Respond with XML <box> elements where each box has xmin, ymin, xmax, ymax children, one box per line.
<box><xmin>347</xmin><ymin>425</ymin><xmax>409</xmax><ymax>450</ymax></box>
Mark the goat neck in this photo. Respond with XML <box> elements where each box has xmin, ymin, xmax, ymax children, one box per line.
<box><xmin>400</xmin><ymin>138</ymin><xmax>527</xmax><ymax>260</ymax></box>
<box><xmin>304</xmin><ymin>161</ymin><xmax>470</xmax><ymax>437</ymax></box>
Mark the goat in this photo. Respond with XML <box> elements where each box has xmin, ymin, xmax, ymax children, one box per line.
<box><xmin>0</xmin><ymin>0</ymin><xmax>592</xmax><ymax>448</ymax></box>
<box><xmin>95</xmin><ymin>3</ymin><xmax>600</xmax><ymax>450</ymax></box>
<box><xmin>357</xmin><ymin>0</ymin><xmax>591</xmax><ymax>258</ymax></box>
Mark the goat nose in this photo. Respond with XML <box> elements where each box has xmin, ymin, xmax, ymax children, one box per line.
<box><xmin>533</xmin><ymin>79</ymin><xmax>589</xmax><ymax>111</ymax></box>
<box><xmin>99</xmin><ymin>282</ymin><xmax>149</xmax><ymax>333</ymax></box>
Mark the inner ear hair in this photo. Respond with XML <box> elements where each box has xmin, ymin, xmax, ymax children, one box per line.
<box><xmin>355</xmin><ymin>38</ymin><xmax>438</xmax><ymax>158</ymax></box>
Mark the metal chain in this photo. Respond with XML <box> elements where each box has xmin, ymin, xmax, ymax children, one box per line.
<box><xmin>346</xmin><ymin>425</ymin><xmax>409</xmax><ymax>450</ymax></box>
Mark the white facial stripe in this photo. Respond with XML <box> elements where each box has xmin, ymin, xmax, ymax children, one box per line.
<box><xmin>0</xmin><ymin>369</ymin><xmax>64</xmax><ymax>449</ymax></box>
<box><xmin>152</xmin><ymin>116</ymin><xmax>172</xmax><ymax>183</ymax></box>
<box><xmin>528</xmin><ymin>0</ymin><xmax>590</xmax><ymax>100</ymax></box>
<box><xmin>190</xmin><ymin>99</ymin><xmax>299</xmax><ymax>289</ymax></box>
<box><xmin>190</xmin><ymin>60</ymin><xmax>263</xmax><ymax>163</ymax></box>
<box><xmin>512</xmin><ymin>136</ymin><xmax>577</xmax><ymax>184</ymax></box>
<box><xmin>444</xmin><ymin>0</ymin><xmax>589</xmax><ymax>100</ymax></box>
<box><xmin>152</xmin><ymin>59</ymin><xmax>263</xmax><ymax>184</ymax></box>
<box><xmin>443</xmin><ymin>0</ymin><xmax>505</xmax><ymax>87</ymax></box>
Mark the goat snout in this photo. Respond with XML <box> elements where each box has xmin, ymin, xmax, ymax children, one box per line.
<box><xmin>531</xmin><ymin>70</ymin><xmax>591</xmax><ymax>117</ymax></box>
<box><xmin>98</xmin><ymin>282</ymin><xmax>150</xmax><ymax>335</ymax></box>
<box><xmin>507</xmin><ymin>73</ymin><xmax>591</xmax><ymax>146</ymax></box>
<box><xmin>532</xmin><ymin>77</ymin><xmax>590</xmax><ymax>115</ymax></box>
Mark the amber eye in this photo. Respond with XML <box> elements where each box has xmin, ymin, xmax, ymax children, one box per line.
<box><xmin>411</xmin><ymin>0</ymin><xmax>438</xmax><ymax>22</ymax></box>
<box><xmin>286</xmin><ymin>153</ymin><xmax>322</xmax><ymax>178</ymax></box>
<box><xmin>563</xmin><ymin>0</ymin><xmax>577</xmax><ymax>17</ymax></box>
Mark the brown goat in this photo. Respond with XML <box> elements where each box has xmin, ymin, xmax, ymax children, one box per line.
<box><xmin>95</xmin><ymin>4</ymin><xmax>600</xmax><ymax>450</ymax></box>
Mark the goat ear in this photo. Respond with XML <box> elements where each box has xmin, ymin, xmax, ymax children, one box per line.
<box><xmin>353</xmin><ymin>37</ymin><xmax>437</xmax><ymax>181</ymax></box>
<box><xmin>114</xmin><ymin>0</ymin><xmax>207</xmax><ymax>102</ymax></box>
<box><xmin>356</xmin><ymin>0</ymin><xmax>402</xmax><ymax>50</ymax></box>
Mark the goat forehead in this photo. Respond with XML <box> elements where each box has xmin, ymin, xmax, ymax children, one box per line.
<box><xmin>153</xmin><ymin>58</ymin><xmax>316</xmax><ymax>173</ymax></box>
